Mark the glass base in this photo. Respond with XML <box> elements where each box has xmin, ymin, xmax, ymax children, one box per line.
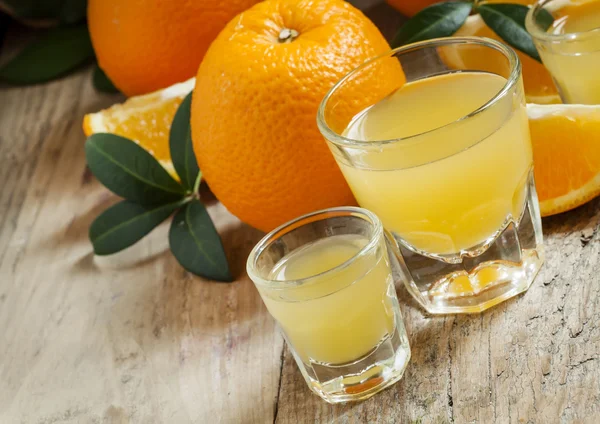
<box><xmin>289</xmin><ymin>313</ymin><xmax>411</xmax><ymax>404</ymax></box>
<box><xmin>303</xmin><ymin>329</ymin><xmax>410</xmax><ymax>404</ymax></box>
<box><xmin>391</xmin><ymin>175</ymin><xmax>544</xmax><ymax>315</ymax></box>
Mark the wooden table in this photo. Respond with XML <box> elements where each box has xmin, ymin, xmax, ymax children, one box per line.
<box><xmin>2</xmin><ymin>2</ymin><xmax>600</xmax><ymax>423</ymax></box>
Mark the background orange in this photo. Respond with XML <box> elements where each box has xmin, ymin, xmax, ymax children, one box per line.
<box><xmin>87</xmin><ymin>0</ymin><xmax>261</xmax><ymax>96</ymax></box>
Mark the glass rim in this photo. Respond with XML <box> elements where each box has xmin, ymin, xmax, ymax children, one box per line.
<box><xmin>316</xmin><ymin>36</ymin><xmax>521</xmax><ymax>148</ymax></box>
<box><xmin>526</xmin><ymin>0</ymin><xmax>600</xmax><ymax>42</ymax></box>
<box><xmin>246</xmin><ymin>206</ymin><xmax>383</xmax><ymax>290</ymax></box>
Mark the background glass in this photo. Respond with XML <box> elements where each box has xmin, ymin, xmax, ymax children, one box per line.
<box><xmin>527</xmin><ymin>0</ymin><xmax>600</xmax><ymax>104</ymax></box>
<box><xmin>247</xmin><ymin>207</ymin><xmax>411</xmax><ymax>403</ymax></box>
<box><xmin>317</xmin><ymin>37</ymin><xmax>544</xmax><ymax>314</ymax></box>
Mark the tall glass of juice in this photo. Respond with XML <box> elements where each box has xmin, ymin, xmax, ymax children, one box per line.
<box><xmin>317</xmin><ymin>37</ymin><xmax>544</xmax><ymax>315</ymax></box>
<box><xmin>247</xmin><ymin>207</ymin><xmax>411</xmax><ymax>403</ymax></box>
<box><xmin>527</xmin><ymin>0</ymin><xmax>600</xmax><ymax>104</ymax></box>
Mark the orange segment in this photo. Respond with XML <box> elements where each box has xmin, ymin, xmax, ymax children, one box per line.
<box><xmin>83</xmin><ymin>78</ymin><xmax>195</xmax><ymax>176</ymax></box>
<box><xmin>450</xmin><ymin>14</ymin><xmax>561</xmax><ymax>104</ymax></box>
<box><xmin>528</xmin><ymin>104</ymin><xmax>600</xmax><ymax>216</ymax></box>
<box><xmin>386</xmin><ymin>0</ymin><xmax>559</xmax><ymax>103</ymax></box>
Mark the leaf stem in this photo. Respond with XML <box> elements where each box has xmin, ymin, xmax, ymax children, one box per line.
<box><xmin>193</xmin><ymin>171</ymin><xmax>203</xmax><ymax>195</ymax></box>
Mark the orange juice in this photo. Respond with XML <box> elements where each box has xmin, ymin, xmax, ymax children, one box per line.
<box><xmin>539</xmin><ymin>0</ymin><xmax>600</xmax><ymax>104</ymax></box>
<box><xmin>259</xmin><ymin>234</ymin><xmax>395</xmax><ymax>364</ymax></box>
<box><xmin>338</xmin><ymin>72</ymin><xmax>533</xmax><ymax>256</ymax></box>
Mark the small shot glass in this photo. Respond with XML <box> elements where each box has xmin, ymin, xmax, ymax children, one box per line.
<box><xmin>246</xmin><ymin>207</ymin><xmax>411</xmax><ymax>404</ymax></box>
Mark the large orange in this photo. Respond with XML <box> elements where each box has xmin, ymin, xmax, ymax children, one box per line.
<box><xmin>87</xmin><ymin>0</ymin><xmax>261</xmax><ymax>96</ymax></box>
<box><xmin>191</xmin><ymin>0</ymin><xmax>404</xmax><ymax>232</ymax></box>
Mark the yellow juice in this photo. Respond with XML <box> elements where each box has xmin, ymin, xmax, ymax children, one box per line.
<box><xmin>338</xmin><ymin>72</ymin><xmax>533</xmax><ymax>256</ymax></box>
<box><xmin>542</xmin><ymin>0</ymin><xmax>600</xmax><ymax>103</ymax></box>
<box><xmin>259</xmin><ymin>234</ymin><xmax>395</xmax><ymax>365</ymax></box>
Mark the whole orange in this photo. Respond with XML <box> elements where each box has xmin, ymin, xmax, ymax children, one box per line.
<box><xmin>191</xmin><ymin>0</ymin><xmax>403</xmax><ymax>232</ymax></box>
<box><xmin>87</xmin><ymin>0</ymin><xmax>261</xmax><ymax>96</ymax></box>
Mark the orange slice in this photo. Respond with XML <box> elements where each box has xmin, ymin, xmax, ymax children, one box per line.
<box><xmin>453</xmin><ymin>15</ymin><xmax>561</xmax><ymax>105</ymax></box>
<box><xmin>83</xmin><ymin>78</ymin><xmax>195</xmax><ymax>176</ymax></box>
<box><xmin>528</xmin><ymin>104</ymin><xmax>600</xmax><ymax>216</ymax></box>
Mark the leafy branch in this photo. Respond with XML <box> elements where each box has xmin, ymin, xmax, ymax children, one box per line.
<box><xmin>391</xmin><ymin>1</ymin><xmax>554</xmax><ymax>63</ymax></box>
<box><xmin>391</xmin><ymin>2</ymin><xmax>472</xmax><ymax>47</ymax></box>
<box><xmin>0</xmin><ymin>10</ymin><xmax>120</xmax><ymax>93</ymax></box>
<box><xmin>85</xmin><ymin>91</ymin><xmax>233</xmax><ymax>282</ymax></box>
<box><xmin>0</xmin><ymin>24</ymin><xmax>95</xmax><ymax>84</ymax></box>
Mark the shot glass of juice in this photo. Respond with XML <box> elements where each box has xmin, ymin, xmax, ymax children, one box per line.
<box><xmin>246</xmin><ymin>207</ymin><xmax>411</xmax><ymax>403</ymax></box>
<box><xmin>317</xmin><ymin>37</ymin><xmax>544</xmax><ymax>315</ymax></box>
<box><xmin>527</xmin><ymin>0</ymin><xmax>600</xmax><ymax>104</ymax></box>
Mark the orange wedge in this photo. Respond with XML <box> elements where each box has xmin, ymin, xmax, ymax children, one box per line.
<box><xmin>82</xmin><ymin>80</ymin><xmax>599</xmax><ymax>218</ymax></box>
<box><xmin>83</xmin><ymin>78</ymin><xmax>195</xmax><ymax>176</ymax></box>
<box><xmin>528</xmin><ymin>104</ymin><xmax>600</xmax><ymax>216</ymax></box>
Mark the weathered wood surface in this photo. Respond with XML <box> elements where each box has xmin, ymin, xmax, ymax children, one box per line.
<box><xmin>1</xmin><ymin>2</ymin><xmax>600</xmax><ymax>423</ymax></box>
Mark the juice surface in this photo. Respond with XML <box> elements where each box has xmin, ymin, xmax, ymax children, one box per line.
<box><xmin>260</xmin><ymin>234</ymin><xmax>395</xmax><ymax>365</ymax></box>
<box><xmin>339</xmin><ymin>72</ymin><xmax>532</xmax><ymax>255</ymax></box>
<box><xmin>542</xmin><ymin>0</ymin><xmax>600</xmax><ymax>103</ymax></box>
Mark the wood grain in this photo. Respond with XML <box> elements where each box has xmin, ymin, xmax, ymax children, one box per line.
<box><xmin>275</xmin><ymin>199</ymin><xmax>600</xmax><ymax>424</ymax></box>
<box><xmin>0</xmin><ymin>55</ymin><xmax>283</xmax><ymax>424</ymax></box>
<box><xmin>1</xmin><ymin>2</ymin><xmax>600</xmax><ymax>423</ymax></box>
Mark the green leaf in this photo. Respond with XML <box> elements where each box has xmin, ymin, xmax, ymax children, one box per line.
<box><xmin>0</xmin><ymin>24</ymin><xmax>94</xmax><ymax>84</ymax></box>
<box><xmin>534</xmin><ymin>7</ymin><xmax>555</xmax><ymax>32</ymax></box>
<box><xmin>0</xmin><ymin>0</ymin><xmax>57</xmax><ymax>20</ymax></box>
<box><xmin>169</xmin><ymin>91</ymin><xmax>200</xmax><ymax>191</ymax></box>
<box><xmin>85</xmin><ymin>133</ymin><xmax>186</xmax><ymax>205</ymax></box>
<box><xmin>477</xmin><ymin>4</ymin><xmax>542</xmax><ymax>62</ymax></box>
<box><xmin>169</xmin><ymin>199</ymin><xmax>232</xmax><ymax>282</ymax></box>
<box><xmin>0</xmin><ymin>13</ymin><xmax>9</xmax><ymax>54</ymax></box>
<box><xmin>90</xmin><ymin>200</ymin><xmax>184</xmax><ymax>256</ymax></box>
<box><xmin>0</xmin><ymin>0</ymin><xmax>86</xmax><ymax>24</ymax></box>
<box><xmin>59</xmin><ymin>0</ymin><xmax>87</xmax><ymax>24</ymax></box>
<box><xmin>391</xmin><ymin>2</ymin><xmax>472</xmax><ymax>47</ymax></box>
<box><xmin>92</xmin><ymin>63</ymin><xmax>120</xmax><ymax>94</ymax></box>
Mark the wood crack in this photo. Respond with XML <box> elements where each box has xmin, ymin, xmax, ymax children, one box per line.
<box><xmin>447</xmin><ymin>317</ymin><xmax>455</xmax><ymax>423</ymax></box>
<box><xmin>273</xmin><ymin>345</ymin><xmax>285</xmax><ymax>424</ymax></box>
<box><xmin>568</xmin><ymin>357</ymin><xmax>598</xmax><ymax>369</ymax></box>
<box><xmin>580</xmin><ymin>227</ymin><xmax>598</xmax><ymax>247</ymax></box>
<box><xmin>543</xmin><ymin>273</ymin><xmax>559</xmax><ymax>286</ymax></box>
<box><xmin>488</xmin><ymin>318</ymin><xmax>497</xmax><ymax>422</ymax></box>
<box><xmin>569</xmin><ymin>319</ymin><xmax>588</xmax><ymax>338</ymax></box>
